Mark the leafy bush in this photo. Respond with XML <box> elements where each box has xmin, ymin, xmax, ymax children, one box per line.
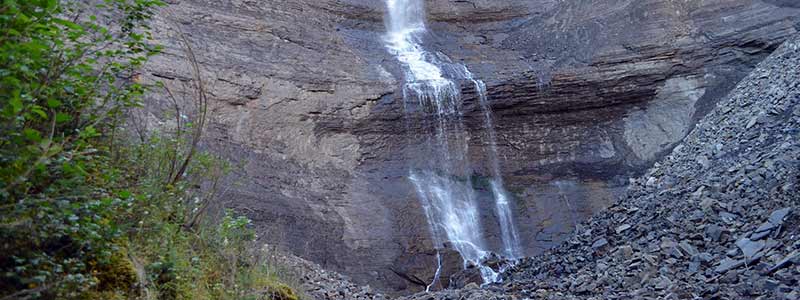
<box><xmin>1</xmin><ymin>0</ymin><xmax>162</xmax><ymax>298</ymax></box>
<box><xmin>0</xmin><ymin>1</ymin><xmax>299</xmax><ymax>299</ymax></box>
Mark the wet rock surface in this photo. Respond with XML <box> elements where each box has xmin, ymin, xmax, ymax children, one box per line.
<box><xmin>141</xmin><ymin>0</ymin><xmax>800</xmax><ymax>295</ymax></box>
<box><xmin>406</xmin><ymin>34</ymin><xmax>800</xmax><ymax>300</ymax></box>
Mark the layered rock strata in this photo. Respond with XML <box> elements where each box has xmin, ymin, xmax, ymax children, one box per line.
<box><xmin>404</xmin><ymin>33</ymin><xmax>800</xmax><ymax>300</ymax></box>
<box><xmin>141</xmin><ymin>0</ymin><xmax>800</xmax><ymax>294</ymax></box>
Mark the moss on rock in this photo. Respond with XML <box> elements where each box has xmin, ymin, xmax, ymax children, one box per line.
<box><xmin>94</xmin><ymin>250</ymin><xmax>138</xmax><ymax>295</ymax></box>
<box><xmin>267</xmin><ymin>284</ymin><xmax>299</xmax><ymax>300</ymax></box>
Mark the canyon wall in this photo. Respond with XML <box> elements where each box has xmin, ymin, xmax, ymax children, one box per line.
<box><xmin>141</xmin><ymin>0</ymin><xmax>800</xmax><ymax>294</ymax></box>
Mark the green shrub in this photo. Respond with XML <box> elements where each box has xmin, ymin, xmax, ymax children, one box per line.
<box><xmin>0</xmin><ymin>1</ymin><xmax>299</xmax><ymax>299</ymax></box>
<box><xmin>0</xmin><ymin>0</ymin><xmax>162</xmax><ymax>298</ymax></box>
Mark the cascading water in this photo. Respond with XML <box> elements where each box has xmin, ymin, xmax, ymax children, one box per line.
<box><xmin>474</xmin><ymin>81</ymin><xmax>524</xmax><ymax>259</ymax></box>
<box><xmin>383</xmin><ymin>0</ymin><xmax>522</xmax><ymax>288</ymax></box>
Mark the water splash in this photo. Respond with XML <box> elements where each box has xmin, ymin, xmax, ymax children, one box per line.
<box><xmin>384</xmin><ymin>0</ymin><xmax>447</xmax><ymax>86</ymax></box>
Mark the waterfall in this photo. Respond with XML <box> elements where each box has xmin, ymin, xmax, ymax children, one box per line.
<box><xmin>382</xmin><ymin>0</ymin><xmax>521</xmax><ymax>286</ymax></box>
<box><xmin>475</xmin><ymin>81</ymin><xmax>523</xmax><ymax>259</ymax></box>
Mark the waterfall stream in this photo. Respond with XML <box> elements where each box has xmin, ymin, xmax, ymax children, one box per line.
<box><xmin>383</xmin><ymin>0</ymin><xmax>522</xmax><ymax>288</ymax></box>
<box><xmin>475</xmin><ymin>80</ymin><xmax>524</xmax><ymax>259</ymax></box>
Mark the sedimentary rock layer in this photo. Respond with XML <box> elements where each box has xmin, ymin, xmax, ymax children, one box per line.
<box><xmin>404</xmin><ymin>32</ymin><xmax>800</xmax><ymax>300</ymax></box>
<box><xmin>141</xmin><ymin>0</ymin><xmax>800</xmax><ymax>294</ymax></box>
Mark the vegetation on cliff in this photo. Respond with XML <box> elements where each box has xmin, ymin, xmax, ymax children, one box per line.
<box><xmin>0</xmin><ymin>1</ymin><xmax>297</xmax><ymax>299</ymax></box>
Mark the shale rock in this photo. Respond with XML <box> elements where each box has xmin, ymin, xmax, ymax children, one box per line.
<box><xmin>265</xmin><ymin>245</ymin><xmax>387</xmax><ymax>300</ymax></box>
<box><xmin>140</xmin><ymin>0</ymin><xmax>800</xmax><ymax>295</ymax></box>
<box><xmin>407</xmin><ymin>33</ymin><xmax>800</xmax><ymax>300</ymax></box>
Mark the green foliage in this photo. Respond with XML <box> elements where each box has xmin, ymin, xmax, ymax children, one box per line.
<box><xmin>0</xmin><ymin>1</ymin><xmax>299</xmax><ymax>299</ymax></box>
<box><xmin>0</xmin><ymin>0</ymin><xmax>163</xmax><ymax>298</ymax></box>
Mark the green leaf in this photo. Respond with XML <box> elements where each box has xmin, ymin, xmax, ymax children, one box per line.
<box><xmin>16</xmin><ymin>12</ymin><xmax>30</xmax><ymax>24</ymax></box>
<box><xmin>53</xmin><ymin>19</ymin><xmax>83</xmax><ymax>31</ymax></box>
<box><xmin>61</xmin><ymin>162</ymin><xmax>74</xmax><ymax>173</ymax></box>
<box><xmin>31</xmin><ymin>107</ymin><xmax>48</xmax><ymax>119</ymax></box>
<box><xmin>80</xmin><ymin>126</ymin><xmax>98</xmax><ymax>138</ymax></box>
<box><xmin>46</xmin><ymin>0</ymin><xmax>58</xmax><ymax>10</ymax></box>
<box><xmin>46</xmin><ymin>99</ymin><xmax>62</xmax><ymax>108</ymax></box>
<box><xmin>9</xmin><ymin>90</ymin><xmax>23</xmax><ymax>113</ymax></box>
<box><xmin>23</xmin><ymin>129</ymin><xmax>42</xmax><ymax>142</ymax></box>
<box><xmin>55</xmin><ymin>112</ymin><xmax>71</xmax><ymax>123</ymax></box>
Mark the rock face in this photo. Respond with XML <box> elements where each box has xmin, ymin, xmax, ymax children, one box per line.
<box><xmin>407</xmin><ymin>32</ymin><xmax>800</xmax><ymax>300</ymax></box>
<box><xmin>409</xmin><ymin>31</ymin><xmax>800</xmax><ymax>299</ymax></box>
<box><xmin>141</xmin><ymin>0</ymin><xmax>800</xmax><ymax>295</ymax></box>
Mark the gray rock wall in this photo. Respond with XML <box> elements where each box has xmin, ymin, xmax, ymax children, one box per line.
<box><xmin>141</xmin><ymin>0</ymin><xmax>800</xmax><ymax>295</ymax></box>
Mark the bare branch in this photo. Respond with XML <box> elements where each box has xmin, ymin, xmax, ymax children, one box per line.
<box><xmin>164</xmin><ymin>8</ymin><xmax>208</xmax><ymax>186</ymax></box>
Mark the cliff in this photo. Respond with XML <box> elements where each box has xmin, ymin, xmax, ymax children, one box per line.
<box><xmin>406</xmin><ymin>32</ymin><xmax>800</xmax><ymax>300</ymax></box>
<box><xmin>140</xmin><ymin>0</ymin><xmax>800</xmax><ymax>294</ymax></box>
